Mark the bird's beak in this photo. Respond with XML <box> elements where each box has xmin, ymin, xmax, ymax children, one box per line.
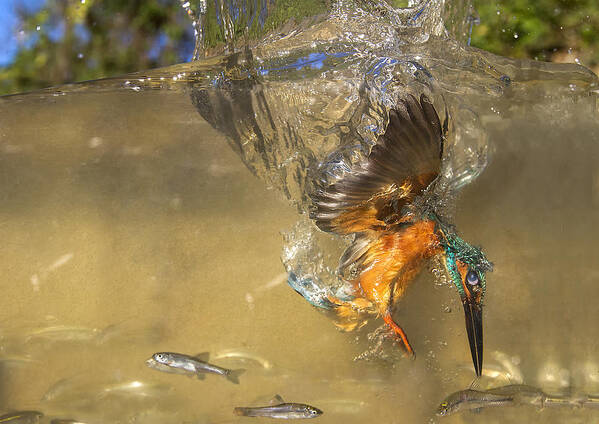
<box><xmin>463</xmin><ymin>298</ymin><xmax>483</xmax><ymax>377</ymax></box>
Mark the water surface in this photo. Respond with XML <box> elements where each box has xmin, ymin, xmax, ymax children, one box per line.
<box><xmin>1</xmin><ymin>1</ymin><xmax>599</xmax><ymax>423</ymax></box>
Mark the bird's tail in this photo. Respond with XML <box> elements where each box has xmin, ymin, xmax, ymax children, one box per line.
<box><xmin>287</xmin><ymin>271</ymin><xmax>372</xmax><ymax>331</ymax></box>
<box><xmin>287</xmin><ymin>271</ymin><xmax>348</xmax><ymax>309</ymax></box>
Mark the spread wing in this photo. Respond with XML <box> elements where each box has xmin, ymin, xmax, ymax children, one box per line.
<box><xmin>311</xmin><ymin>94</ymin><xmax>446</xmax><ymax>235</ymax></box>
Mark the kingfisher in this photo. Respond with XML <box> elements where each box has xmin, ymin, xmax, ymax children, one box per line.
<box><xmin>289</xmin><ymin>93</ymin><xmax>492</xmax><ymax>376</ymax></box>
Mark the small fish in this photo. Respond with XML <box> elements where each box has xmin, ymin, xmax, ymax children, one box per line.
<box><xmin>0</xmin><ymin>411</ymin><xmax>43</xmax><ymax>424</ymax></box>
<box><xmin>437</xmin><ymin>384</ymin><xmax>545</xmax><ymax>416</ymax></box>
<box><xmin>146</xmin><ymin>352</ymin><xmax>244</xmax><ymax>384</ymax></box>
<box><xmin>577</xmin><ymin>395</ymin><xmax>599</xmax><ymax>408</ymax></box>
<box><xmin>436</xmin><ymin>389</ymin><xmax>512</xmax><ymax>416</ymax></box>
<box><xmin>234</xmin><ymin>396</ymin><xmax>322</xmax><ymax>419</ymax></box>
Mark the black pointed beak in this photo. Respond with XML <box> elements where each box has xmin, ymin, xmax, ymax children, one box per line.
<box><xmin>463</xmin><ymin>299</ymin><xmax>483</xmax><ymax>377</ymax></box>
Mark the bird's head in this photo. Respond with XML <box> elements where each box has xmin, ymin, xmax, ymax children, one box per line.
<box><xmin>440</xmin><ymin>229</ymin><xmax>493</xmax><ymax>377</ymax></box>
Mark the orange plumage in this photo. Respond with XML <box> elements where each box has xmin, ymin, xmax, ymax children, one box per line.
<box><xmin>309</xmin><ymin>94</ymin><xmax>446</xmax><ymax>353</ymax></box>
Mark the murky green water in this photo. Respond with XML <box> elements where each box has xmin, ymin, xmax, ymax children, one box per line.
<box><xmin>1</xmin><ymin>0</ymin><xmax>599</xmax><ymax>423</ymax></box>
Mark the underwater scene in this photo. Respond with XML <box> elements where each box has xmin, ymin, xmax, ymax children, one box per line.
<box><xmin>0</xmin><ymin>0</ymin><xmax>598</xmax><ymax>423</ymax></box>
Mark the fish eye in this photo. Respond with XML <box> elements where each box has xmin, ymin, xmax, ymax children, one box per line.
<box><xmin>466</xmin><ymin>270</ymin><xmax>479</xmax><ymax>286</ymax></box>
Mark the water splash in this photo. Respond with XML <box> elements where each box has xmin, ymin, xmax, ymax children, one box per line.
<box><xmin>188</xmin><ymin>0</ymin><xmax>597</xmax><ymax>204</ymax></box>
<box><xmin>183</xmin><ymin>0</ymin><xmax>598</xmax><ymax>312</ymax></box>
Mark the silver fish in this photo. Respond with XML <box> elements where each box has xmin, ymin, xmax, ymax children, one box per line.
<box><xmin>437</xmin><ymin>384</ymin><xmax>546</xmax><ymax>416</ymax></box>
<box><xmin>575</xmin><ymin>396</ymin><xmax>599</xmax><ymax>408</ymax></box>
<box><xmin>145</xmin><ymin>352</ymin><xmax>244</xmax><ymax>384</ymax></box>
<box><xmin>234</xmin><ymin>397</ymin><xmax>322</xmax><ymax>420</ymax></box>
<box><xmin>0</xmin><ymin>411</ymin><xmax>43</xmax><ymax>424</ymax></box>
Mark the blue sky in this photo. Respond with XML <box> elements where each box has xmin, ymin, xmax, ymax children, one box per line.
<box><xmin>0</xmin><ymin>0</ymin><xmax>46</xmax><ymax>66</ymax></box>
<box><xmin>0</xmin><ymin>0</ymin><xmax>195</xmax><ymax>68</ymax></box>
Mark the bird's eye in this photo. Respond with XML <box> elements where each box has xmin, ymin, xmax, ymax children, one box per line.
<box><xmin>466</xmin><ymin>270</ymin><xmax>479</xmax><ymax>286</ymax></box>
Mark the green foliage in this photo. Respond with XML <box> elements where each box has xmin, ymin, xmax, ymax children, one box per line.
<box><xmin>0</xmin><ymin>0</ymin><xmax>193</xmax><ymax>95</ymax></box>
<box><xmin>195</xmin><ymin>0</ymin><xmax>327</xmax><ymax>54</ymax></box>
<box><xmin>471</xmin><ymin>0</ymin><xmax>599</xmax><ymax>66</ymax></box>
<box><xmin>260</xmin><ymin>0</ymin><xmax>327</xmax><ymax>34</ymax></box>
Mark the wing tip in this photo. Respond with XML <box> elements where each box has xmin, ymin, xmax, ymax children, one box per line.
<box><xmin>310</xmin><ymin>92</ymin><xmax>446</xmax><ymax>235</ymax></box>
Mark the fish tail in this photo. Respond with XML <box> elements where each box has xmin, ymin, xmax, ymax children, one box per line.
<box><xmin>226</xmin><ymin>368</ymin><xmax>246</xmax><ymax>384</ymax></box>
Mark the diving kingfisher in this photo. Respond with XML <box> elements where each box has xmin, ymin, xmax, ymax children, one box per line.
<box><xmin>290</xmin><ymin>93</ymin><xmax>492</xmax><ymax>376</ymax></box>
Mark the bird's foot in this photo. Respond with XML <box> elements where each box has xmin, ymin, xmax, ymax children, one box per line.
<box><xmin>382</xmin><ymin>313</ymin><xmax>415</xmax><ymax>357</ymax></box>
<box><xmin>354</xmin><ymin>324</ymin><xmax>408</xmax><ymax>363</ymax></box>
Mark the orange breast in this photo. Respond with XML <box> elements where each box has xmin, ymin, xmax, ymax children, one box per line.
<box><xmin>356</xmin><ymin>220</ymin><xmax>441</xmax><ymax>311</ymax></box>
